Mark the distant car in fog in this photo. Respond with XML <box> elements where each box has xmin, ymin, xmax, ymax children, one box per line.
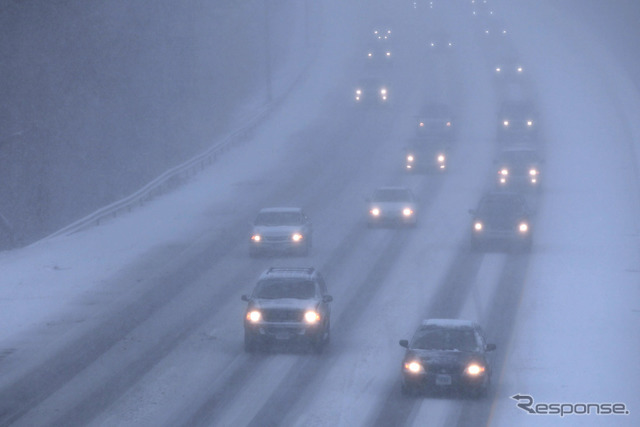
<box><xmin>372</xmin><ymin>26</ymin><xmax>392</xmax><ymax>41</ymax></box>
<box><xmin>404</xmin><ymin>138</ymin><xmax>447</xmax><ymax>172</ymax></box>
<box><xmin>249</xmin><ymin>207</ymin><xmax>312</xmax><ymax>257</ymax></box>
<box><xmin>354</xmin><ymin>77</ymin><xmax>390</xmax><ymax>105</ymax></box>
<box><xmin>427</xmin><ymin>30</ymin><xmax>454</xmax><ymax>52</ymax></box>
<box><xmin>367</xmin><ymin>186</ymin><xmax>417</xmax><ymax>227</ymax></box>
<box><xmin>497</xmin><ymin>99</ymin><xmax>538</xmax><ymax>142</ymax></box>
<box><xmin>493</xmin><ymin>55</ymin><xmax>525</xmax><ymax>82</ymax></box>
<box><xmin>242</xmin><ymin>267</ymin><xmax>332</xmax><ymax>353</ymax></box>
<box><xmin>469</xmin><ymin>191</ymin><xmax>532</xmax><ymax>250</ymax></box>
<box><xmin>399</xmin><ymin>319</ymin><xmax>496</xmax><ymax>396</ymax></box>
<box><xmin>415</xmin><ymin>102</ymin><xmax>455</xmax><ymax>142</ymax></box>
<box><xmin>495</xmin><ymin>145</ymin><xmax>542</xmax><ymax>190</ymax></box>
<box><xmin>364</xmin><ymin>42</ymin><xmax>393</xmax><ymax>68</ymax></box>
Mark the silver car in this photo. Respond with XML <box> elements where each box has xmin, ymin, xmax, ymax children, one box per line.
<box><xmin>367</xmin><ymin>187</ymin><xmax>418</xmax><ymax>227</ymax></box>
<box><xmin>249</xmin><ymin>207</ymin><xmax>312</xmax><ymax>257</ymax></box>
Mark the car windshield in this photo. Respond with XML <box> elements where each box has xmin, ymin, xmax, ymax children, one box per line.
<box><xmin>372</xmin><ymin>189</ymin><xmax>411</xmax><ymax>202</ymax></box>
<box><xmin>412</xmin><ymin>328</ymin><xmax>479</xmax><ymax>352</ymax></box>
<box><xmin>477</xmin><ymin>197</ymin><xmax>525</xmax><ymax>220</ymax></box>
<box><xmin>255</xmin><ymin>211</ymin><xmax>303</xmax><ymax>226</ymax></box>
<box><xmin>501</xmin><ymin>103</ymin><xmax>535</xmax><ymax>119</ymax></box>
<box><xmin>500</xmin><ymin>151</ymin><xmax>539</xmax><ymax>166</ymax></box>
<box><xmin>418</xmin><ymin>104</ymin><xmax>451</xmax><ymax>119</ymax></box>
<box><xmin>253</xmin><ymin>279</ymin><xmax>317</xmax><ymax>299</ymax></box>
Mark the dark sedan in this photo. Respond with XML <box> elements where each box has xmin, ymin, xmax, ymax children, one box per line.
<box><xmin>399</xmin><ymin>319</ymin><xmax>496</xmax><ymax>396</ymax></box>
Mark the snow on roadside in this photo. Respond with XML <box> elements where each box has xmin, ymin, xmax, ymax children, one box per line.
<box><xmin>490</xmin><ymin>1</ymin><xmax>640</xmax><ymax>425</ymax></box>
<box><xmin>0</xmin><ymin>0</ymin><xmax>361</xmax><ymax>349</ymax></box>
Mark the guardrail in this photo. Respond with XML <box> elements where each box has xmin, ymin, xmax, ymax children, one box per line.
<box><xmin>41</xmin><ymin>44</ymin><xmax>317</xmax><ymax>242</ymax></box>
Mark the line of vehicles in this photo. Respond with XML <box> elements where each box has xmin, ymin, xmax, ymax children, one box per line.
<box><xmin>238</xmin><ymin>0</ymin><xmax>542</xmax><ymax>399</ymax></box>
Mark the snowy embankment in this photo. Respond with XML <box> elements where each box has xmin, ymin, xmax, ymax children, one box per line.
<box><xmin>490</xmin><ymin>1</ymin><xmax>640</xmax><ymax>425</ymax></box>
<box><xmin>0</xmin><ymin>0</ymin><xmax>336</xmax><ymax>348</ymax></box>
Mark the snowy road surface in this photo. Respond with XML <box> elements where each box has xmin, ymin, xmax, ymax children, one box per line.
<box><xmin>0</xmin><ymin>0</ymin><xmax>638</xmax><ymax>426</ymax></box>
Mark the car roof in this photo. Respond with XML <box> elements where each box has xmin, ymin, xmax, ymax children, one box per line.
<box><xmin>259</xmin><ymin>267</ymin><xmax>318</xmax><ymax>281</ymax></box>
<box><xmin>373</xmin><ymin>186</ymin><xmax>412</xmax><ymax>196</ymax></box>
<box><xmin>420</xmin><ymin>318</ymin><xmax>478</xmax><ymax>329</ymax></box>
<box><xmin>258</xmin><ymin>207</ymin><xmax>303</xmax><ymax>214</ymax></box>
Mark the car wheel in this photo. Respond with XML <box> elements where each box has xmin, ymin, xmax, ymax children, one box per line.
<box><xmin>244</xmin><ymin>332</ymin><xmax>258</xmax><ymax>353</ymax></box>
<box><xmin>401</xmin><ymin>382</ymin><xmax>417</xmax><ymax>396</ymax></box>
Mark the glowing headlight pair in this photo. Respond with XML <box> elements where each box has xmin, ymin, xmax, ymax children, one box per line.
<box><xmin>404</xmin><ymin>360</ymin><xmax>424</xmax><ymax>374</ymax></box>
<box><xmin>247</xmin><ymin>310</ymin><xmax>319</xmax><ymax>324</ymax></box>
<box><xmin>465</xmin><ymin>363</ymin><xmax>486</xmax><ymax>376</ymax></box>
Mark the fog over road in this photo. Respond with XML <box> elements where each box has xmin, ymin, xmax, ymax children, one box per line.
<box><xmin>0</xmin><ymin>1</ymin><xmax>639</xmax><ymax>426</ymax></box>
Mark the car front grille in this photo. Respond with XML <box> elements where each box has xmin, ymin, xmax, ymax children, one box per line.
<box><xmin>262</xmin><ymin>309</ymin><xmax>303</xmax><ymax>322</ymax></box>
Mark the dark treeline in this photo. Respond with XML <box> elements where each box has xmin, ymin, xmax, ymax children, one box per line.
<box><xmin>0</xmin><ymin>0</ymin><xmax>299</xmax><ymax>248</ymax></box>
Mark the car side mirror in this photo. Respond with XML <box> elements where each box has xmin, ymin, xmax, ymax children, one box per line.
<box><xmin>399</xmin><ymin>339</ymin><xmax>409</xmax><ymax>348</ymax></box>
<box><xmin>241</xmin><ymin>295</ymin><xmax>250</xmax><ymax>302</ymax></box>
<box><xmin>485</xmin><ymin>343</ymin><xmax>496</xmax><ymax>352</ymax></box>
<box><xmin>323</xmin><ymin>295</ymin><xmax>333</xmax><ymax>303</ymax></box>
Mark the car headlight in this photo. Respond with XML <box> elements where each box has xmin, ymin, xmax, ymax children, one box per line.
<box><xmin>367</xmin><ymin>52</ymin><xmax>373</xmax><ymax>57</ymax></box>
<box><xmin>495</xmin><ymin>67</ymin><xmax>502</xmax><ymax>73</ymax></box>
<box><xmin>304</xmin><ymin>310</ymin><xmax>320</xmax><ymax>323</ymax></box>
<box><xmin>407</xmin><ymin>154</ymin><xmax>415</xmax><ymax>162</ymax></box>
<box><xmin>251</xmin><ymin>234</ymin><xmax>261</xmax><ymax>242</ymax></box>
<box><xmin>419</xmin><ymin>122</ymin><xmax>425</xmax><ymax>127</ymax></box>
<box><xmin>386</xmin><ymin>51</ymin><xmax>391</xmax><ymax>57</ymax></box>
<box><xmin>402</xmin><ymin>208</ymin><xmax>413</xmax><ymax>217</ymax></box>
<box><xmin>446</xmin><ymin>121</ymin><xmax>451</xmax><ymax>127</ymax></box>
<box><xmin>292</xmin><ymin>233</ymin><xmax>303</xmax><ymax>242</ymax></box>
<box><xmin>246</xmin><ymin>310</ymin><xmax>262</xmax><ymax>323</ymax></box>
<box><xmin>474</xmin><ymin>221</ymin><xmax>483</xmax><ymax>231</ymax></box>
<box><xmin>380</xmin><ymin>88</ymin><xmax>387</xmax><ymax>95</ymax></box>
<box><xmin>503</xmin><ymin>120</ymin><xmax>509</xmax><ymax>127</ymax></box>
<box><xmin>404</xmin><ymin>360</ymin><xmax>425</xmax><ymax>374</ymax></box>
<box><xmin>500</xmin><ymin>168</ymin><xmax>509</xmax><ymax>176</ymax></box>
<box><xmin>437</xmin><ymin>154</ymin><xmax>445</xmax><ymax>163</ymax></box>
<box><xmin>527</xmin><ymin>120</ymin><xmax>533</xmax><ymax>127</ymax></box>
<box><xmin>529</xmin><ymin>168</ymin><xmax>538</xmax><ymax>176</ymax></box>
<box><xmin>519</xmin><ymin>222</ymin><xmax>529</xmax><ymax>233</ymax></box>
<box><xmin>517</xmin><ymin>66</ymin><xmax>524</xmax><ymax>73</ymax></box>
<box><xmin>465</xmin><ymin>363</ymin><xmax>485</xmax><ymax>376</ymax></box>
<box><xmin>370</xmin><ymin>208</ymin><xmax>380</xmax><ymax>216</ymax></box>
